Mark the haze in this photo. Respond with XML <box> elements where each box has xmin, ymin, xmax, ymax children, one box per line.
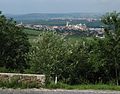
<box><xmin>0</xmin><ymin>0</ymin><xmax>119</xmax><ymax>14</ymax></box>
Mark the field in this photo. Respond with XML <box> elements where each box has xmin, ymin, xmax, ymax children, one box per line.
<box><xmin>23</xmin><ymin>29</ymin><xmax>94</xmax><ymax>43</ymax></box>
<box><xmin>23</xmin><ymin>29</ymin><xmax>42</xmax><ymax>38</ymax></box>
<box><xmin>23</xmin><ymin>29</ymin><xmax>43</xmax><ymax>44</ymax></box>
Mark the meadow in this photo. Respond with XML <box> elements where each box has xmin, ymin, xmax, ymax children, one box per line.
<box><xmin>23</xmin><ymin>28</ymin><xmax>93</xmax><ymax>43</ymax></box>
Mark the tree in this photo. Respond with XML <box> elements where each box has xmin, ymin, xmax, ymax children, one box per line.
<box><xmin>29</xmin><ymin>32</ymin><xmax>91</xmax><ymax>84</ymax></box>
<box><xmin>88</xmin><ymin>38</ymin><xmax>111</xmax><ymax>84</ymax></box>
<box><xmin>101</xmin><ymin>11</ymin><xmax>120</xmax><ymax>85</ymax></box>
<box><xmin>0</xmin><ymin>12</ymin><xmax>30</xmax><ymax>72</ymax></box>
<box><xmin>28</xmin><ymin>31</ymin><xmax>70</xmax><ymax>83</ymax></box>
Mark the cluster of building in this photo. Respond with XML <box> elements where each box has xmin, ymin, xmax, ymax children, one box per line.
<box><xmin>65</xmin><ymin>22</ymin><xmax>88</xmax><ymax>31</ymax></box>
<box><xmin>17</xmin><ymin>22</ymin><xmax>88</xmax><ymax>31</ymax></box>
<box><xmin>16</xmin><ymin>21</ymin><xmax>105</xmax><ymax>38</ymax></box>
<box><xmin>89</xmin><ymin>28</ymin><xmax>105</xmax><ymax>38</ymax></box>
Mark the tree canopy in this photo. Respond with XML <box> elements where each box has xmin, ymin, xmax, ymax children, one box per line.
<box><xmin>0</xmin><ymin>12</ymin><xmax>30</xmax><ymax>72</ymax></box>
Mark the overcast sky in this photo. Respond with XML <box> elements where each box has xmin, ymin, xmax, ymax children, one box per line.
<box><xmin>0</xmin><ymin>0</ymin><xmax>120</xmax><ymax>14</ymax></box>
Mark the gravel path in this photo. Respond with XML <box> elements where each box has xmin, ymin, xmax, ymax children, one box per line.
<box><xmin>0</xmin><ymin>89</ymin><xmax>120</xmax><ymax>94</ymax></box>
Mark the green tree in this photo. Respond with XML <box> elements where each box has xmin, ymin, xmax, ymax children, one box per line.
<box><xmin>61</xmin><ymin>39</ymin><xmax>92</xmax><ymax>84</ymax></box>
<box><xmin>29</xmin><ymin>32</ymin><xmax>91</xmax><ymax>84</ymax></box>
<box><xmin>28</xmin><ymin>31</ymin><xmax>69</xmax><ymax>82</ymax></box>
<box><xmin>88</xmin><ymin>11</ymin><xmax>120</xmax><ymax>85</ymax></box>
<box><xmin>0</xmin><ymin>12</ymin><xmax>30</xmax><ymax>72</ymax></box>
<box><xmin>101</xmin><ymin>11</ymin><xmax>120</xmax><ymax>85</ymax></box>
<box><xmin>88</xmin><ymin>38</ymin><xmax>110</xmax><ymax>84</ymax></box>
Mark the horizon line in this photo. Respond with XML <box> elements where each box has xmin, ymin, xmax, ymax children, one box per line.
<box><xmin>4</xmin><ymin>12</ymin><xmax>106</xmax><ymax>15</ymax></box>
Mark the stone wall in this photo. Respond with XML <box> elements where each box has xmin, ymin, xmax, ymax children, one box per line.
<box><xmin>0</xmin><ymin>73</ymin><xmax>45</xmax><ymax>87</ymax></box>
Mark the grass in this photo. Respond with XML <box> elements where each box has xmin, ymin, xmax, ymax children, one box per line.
<box><xmin>23</xmin><ymin>28</ymin><xmax>94</xmax><ymax>42</ymax></box>
<box><xmin>46</xmin><ymin>82</ymin><xmax>120</xmax><ymax>91</ymax></box>
<box><xmin>23</xmin><ymin>29</ymin><xmax>42</xmax><ymax>36</ymax></box>
<box><xmin>0</xmin><ymin>79</ymin><xmax>42</xmax><ymax>89</ymax></box>
<box><xmin>0</xmin><ymin>76</ymin><xmax>43</xmax><ymax>89</ymax></box>
<box><xmin>1</xmin><ymin>79</ymin><xmax>120</xmax><ymax>90</ymax></box>
<box><xmin>23</xmin><ymin>29</ymin><xmax>42</xmax><ymax>44</ymax></box>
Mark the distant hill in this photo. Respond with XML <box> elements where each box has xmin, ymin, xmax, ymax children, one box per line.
<box><xmin>6</xmin><ymin>13</ymin><xmax>103</xmax><ymax>21</ymax></box>
<box><xmin>5</xmin><ymin>13</ymin><xmax>103</xmax><ymax>27</ymax></box>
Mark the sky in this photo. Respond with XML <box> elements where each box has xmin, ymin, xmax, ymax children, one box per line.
<box><xmin>0</xmin><ymin>0</ymin><xmax>120</xmax><ymax>14</ymax></box>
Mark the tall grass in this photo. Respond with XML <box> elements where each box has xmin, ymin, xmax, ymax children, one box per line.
<box><xmin>46</xmin><ymin>82</ymin><xmax>120</xmax><ymax>91</ymax></box>
<box><xmin>0</xmin><ymin>77</ymin><xmax>42</xmax><ymax>89</ymax></box>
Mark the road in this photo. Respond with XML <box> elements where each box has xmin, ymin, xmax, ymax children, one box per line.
<box><xmin>0</xmin><ymin>89</ymin><xmax>120</xmax><ymax>94</ymax></box>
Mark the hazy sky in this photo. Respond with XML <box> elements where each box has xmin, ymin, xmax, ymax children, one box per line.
<box><xmin>0</xmin><ymin>0</ymin><xmax>120</xmax><ymax>14</ymax></box>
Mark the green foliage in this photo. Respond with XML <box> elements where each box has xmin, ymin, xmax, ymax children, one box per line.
<box><xmin>28</xmin><ymin>31</ymin><xmax>92</xmax><ymax>85</ymax></box>
<box><xmin>46</xmin><ymin>82</ymin><xmax>71</xmax><ymax>89</ymax></box>
<box><xmin>27</xmin><ymin>11</ymin><xmax>120</xmax><ymax>86</ymax></box>
<box><xmin>1</xmin><ymin>11</ymin><xmax>120</xmax><ymax>87</ymax></box>
<box><xmin>0</xmin><ymin>12</ymin><xmax>30</xmax><ymax>72</ymax></box>
<box><xmin>28</xmin><ymin>31</ymin><xmax>69</xmax><ymax>80</ymax></box>
<box><xmin>101</xmin><ymin>11</ymin><xmax>120</xmax><ymax>85</ymax></box>
<box><xmin>0</xmin><ymin>77</ymin><xmax>40</xmax><ymax>89</ymax></box>
<box><xmin>88</xmin><ymin>11</ymin><xmax>120</xmax><ymax>85</ymax></box>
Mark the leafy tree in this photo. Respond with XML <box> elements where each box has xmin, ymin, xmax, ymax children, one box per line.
<box><xmin>88</xmin><ymin>11</ymin><xmax>120</xmax><ymax>85</ymax></box>
<box><xmin>29</xmin><ymin>32</ymin><xmax>91</xmax><ymax>84</ymax></box>
<box><xmin>101</xmin><ymin>11</ymin><xmax>120</xmax><ymax>85</ymax></box>
<box><xmin>28</xmin><ymin>31</ymin><xmax>70</xmax><ymax>82</ymax></box>
<box><xmin>0</xmin><ymin>12</ymin><xmax>30</xmax><ymax>72</ymax></box>
<box><xmin>88</xmin><ymin>38</ymin><xmax>111</xmax><ymax>84</ymax></box>
<box><xmin>61</xmin><ymin>39</ymin><xmax>92</xmax><ymax>84</ymax></box>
